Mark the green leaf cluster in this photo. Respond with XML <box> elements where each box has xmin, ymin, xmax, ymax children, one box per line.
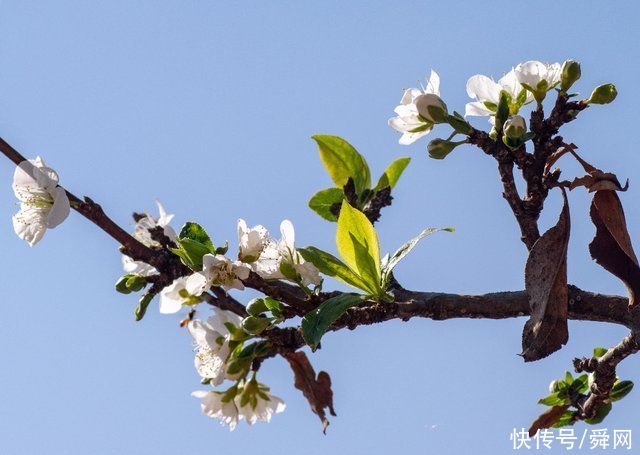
<box><xmin>308</xmin><ymin>135</ymin><xmax>410</xmax><ymax>221</ymax></box>
<box><xmin>538</xmin><ymin>367</ymin><xmax>634</xmax><ymax>429</ymax></box>
<box><xmin>301</xmin><ymin>201</ymin><xmax>452</xmax><ymax>298</ymax></box>
<box><xmin>170</xmin><ymin>222</ymin><xmax>227</xmax><ymax>270</ymax></box>
<box><xmin>242</xmin><ymin>297</ymin><xmax>285</xmax><ymax>335</ymax></box>
<box><xmin>298</xmin><ymin>201</ymin><xmax>452</xmax><ymax>349</ymax></box>
<box><xmin>115</xmin><ymin>274</ymin><xmax>147</xmax><ymax>294</ymax></box>
<box><xmin>226</xmin><ymin>339</ymin><xmax>270</xmax><ymax>377</ymax></box>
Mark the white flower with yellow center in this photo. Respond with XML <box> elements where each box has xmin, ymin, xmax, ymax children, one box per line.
<box><xmin>465</xmin><ymin>69</ymin><xmax>533</xmax><ymax>120</ymax></box>
<box><xmin>237</xmin><ymin>218</ymin><xmax>269</xmax><ymax>262</ymax></box>
<box><xmin>122</xmin><ymin>200</ymin><xmax>176</xmax><ymax>276</ymax></box>
<box><xmin>388</xmin><ymin>70</ymin><xmax>442</xmax><ymax>145</ymax></box>
<box><xmin>235</xmin><ymin>379</ymin><xmax>286</xmax><ymax>425</ymax></box>
<box><xmin>187</xmin><ymin>310</ymin><xmax>242</xmax><ymax>385</ymax></box>
<box><xmin>159</xmin><ymin>276</ymin><xmax>191</xmax><ymax>314</ymax></box>
<box><xmin>191</xmin><ymin>390</ymin><xmax>240</xmax><ymax>430</ymax></box>
<box><xmin>185</xmin><ymin>254</ymin><xmax>251</xmax><ymax>295</ymax></box>
<box><xmin>12</xmin><ymin>157</ymin><xmax>70</xmax><ymax>246</ymax></box>
<box><xmin>514</xmin><ymin>60</ymin><xmax>562</xmax><ymax>101</ymax></box>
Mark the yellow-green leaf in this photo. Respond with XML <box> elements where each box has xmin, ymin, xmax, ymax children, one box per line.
<box><xmin>374</xmin><ymin>157</ymin><xmax>411</xmax><ymax>191</ymax></box>
<box><xmin>336</xmin><ymin>200</ymin><xmax>381</xmax><ymax>294</ymax></box>
<box><xmin>308</xmin><ymin>188</ymin><xmax>344</xmax><ymax>222</ymax></box>
<box><xmin>298</xmin><ymin>246</ymin><xmax>378</xmax><ymax>295</ymax></box>
<box><xmin>312</xmin><ymin>135</ymin><xmax>371</xmax><ymax>194</ymax></box>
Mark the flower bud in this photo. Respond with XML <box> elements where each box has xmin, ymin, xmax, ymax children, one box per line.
<box><xmin>503</xmin><ymin>115</ymin><xmax>526</xmax><ymax>139</ymax></box>
<box><xmin>588</xmin><ymin>83</ymin><xmax>617</xmax><ymax>105</ymax></box>
<box><xmin>241</xmin><ymin>315</ymin><xmax>272</xmax><ymax>335</ymax></box>
<box><xmin>560</xmin><ymin>60</ymin><xmax>581</xmax><ymax>91</ymax></box>
<box><xmin>415</xmin><ymin>94</ymin><xmax>448</xmax><ymax>123</ymax></box>
<box><xmin>247</xmin><ymin>298</ymin><xmax>268</xmax><ymax>317</ymax></box>
<box><xmin>549</xmin><ymin>379</ymin><xmax>560</xmax><ymax>393</ymax></box>
<box><xmin>427</xmin><ymin>139</ymin><xmax>462</xmax><ymax>160</ymax></box>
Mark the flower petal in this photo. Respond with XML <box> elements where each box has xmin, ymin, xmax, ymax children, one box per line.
<box><xmin>45</xmin><ymin>186</ymin><xmax>70</xmax><ymax>228</ymax></box>
<box><xmin>465</xmin><ymin>101</ymin><xmax>493</xmax><ymax>117</ymax></box>
<box><xmin>466</xmin><ymin>75</ymin><xmax>500</xmax><ymax>103</ymax></box>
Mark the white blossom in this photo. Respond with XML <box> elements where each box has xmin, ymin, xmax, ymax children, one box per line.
<box><xmin>133</xmin><ymin>200</ymin><xmax>176</xmax><ymax>246</ymax></box>
<box><xmin>186</xmin><ymin>254</ymin><xmax>251</xmax><ymax>295</ymax></box>
<box><xmin>235</xmin><ymin>381</ymin><xmax>286</xmax><ymax>425</ymax></box>
<box><xmin>191</xmin><ymin>390</ymin><xmax>240</xmax><ymax>430</ymax></box>
<box><xmin>388</xmin><ymin>70</ymin><xmax>441</xmax><ymax>145</ymax></box>
<box><xmin>122</xmin><ymin>200</ymin><xmax>176</xmax><ymax>276</ymax></box>
<box><xmin>252</xmin><ymin>220</ymin><xmax>321</xmax><ymax>287</ymax></box>
<box><xmin>278</xmin><ymin>220</ymin><xmax>322</xmax><ymax>287</ymax></box>
<box><xmin>514</xmin><ymin>60</ymin><xmax>562</xmax><ymax>94</ymax></box>
<box><xmin>159</xmin><ymin>276</ymin><xmax>190</xmax><ymax>314</ymax></box>
<box><xmin>12</xmin><ymin>157</ymin><xmax>70</xmax><ymax>246</ymax></box>
<box><xmin>237</xmin><ymin>218</ymin><xmax>269</xmax><ymax>262</ymax></box>
<box><xmin>465</xmin><ymin>69</ymin><xmax>533</xmax><ymax>119</ymax></box>
<box><xmin>121</xmin><ymin>255</ymin><xmax>157</xmax><ymax>277</ymax></box>
<box><xmin>187</xmin><ymin>310</ymin><xmax>242</xmax><ymax>385</ymax></box>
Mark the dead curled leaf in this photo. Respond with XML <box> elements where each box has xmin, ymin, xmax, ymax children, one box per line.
<box><xmin>285</xmin><ymin>351</ymin><xmax>336</xmax><ymax>433</ymax></box>
<box><xmin>528</xmin><ymin>405</ymin><xmax>570</xmax><ymax>437</ymax></box>
<box><xmin>521</xmin><ymin>190</ymin><xmax>570</xmax><ymax>362</ymax></box>
<box><xmin>545</xmin><ymin>144</ymin><xmax>628</xmax><ymax>192</ymax></box>
<box><xmin>589</xmin><ymin>190</ymin><xmax>640</xmax><ymax>308</ymax></box>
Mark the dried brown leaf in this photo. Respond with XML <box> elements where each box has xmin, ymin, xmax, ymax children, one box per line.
<box><xmin>567</xmin><ymin>149</ymin><xmax>627</xmax><ymax>192</ymax></box>
<box><xmin>528</xmin><ymin>405</ymin><xmax>570</xmax><ymax>437</ymax></box>
<box><xmin>521</xmin><ymin>190</ymin><xmax>570</xmax><ymax>362</ymax></box>
<box><xmin>544</xmin><ymin>143</ymin><xmax>577</xmax><ymax>175</ymax></box>
<box><xmin>285</xmin><ymin>351</ymin><xmax>336</xmax><ymax>433</ymax></box>
<box><xmin>545</xmin><ymin>144</ymin><xmax>628</xmax><ymax>192</ymax></box>
<box><xmin>589</xmin><ymin>190</ymin><xmax>640</xmax><ymax>308</ymax></box>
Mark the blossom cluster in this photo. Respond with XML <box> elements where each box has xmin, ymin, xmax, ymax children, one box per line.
<box><xmin>389</xmin><ymin>60</ymin><xmax>565</xmax><ymax>144</ymax></box>
<box><xmin>119</xmin><ymin>208</ymin><xmax>312</xmax><ymax>429</ymax></box>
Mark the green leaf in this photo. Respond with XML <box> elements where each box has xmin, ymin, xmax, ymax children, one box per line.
<box><xmin>179</xmin><ymin>222</ymin><xmax>215</xmax><ymax>252</ymax></box>
<box><xmin>593</xmin><ymin>347</ymin><xmax>608</xmax><ymax>358</ymax></box>
<box><xmin>374</xmin><ymin>157</ymin><xmax>411</xmax><ymax>191</ymax></box>
<box><xmin>279</xmin><ymin>261</ymin><xmax>299</xmax><ymax>281</ymax></box>
<box><xmin>172</xmin><ymin>238</ymin><xmax>211</xmax><ymax>270</ymax></box>
<box><xmin>495</xmin><ymin>90</ymin><xmax>510</xmax><ymax>132</ymax></box>
<box><xmin>565</xmin><ymin>371</ymin><xmax>574</xmax><ymax>385</ymax></box>
<box><xmin>116</xmin><ymin>274</ymin><xmax>146</xmax><ymax>294</ymax></box>
<box><xmin>552</xmin><ymin>410</ymin><xmax>575</xmax><ymax>429</ymax></box>
<box><xmin>336</xmin><ymin>201</ymin><xmax>381</xmax><ymax>295</ymax></box>
<box><xmin>571</xmin><ymin>374</ymin><xmax>590</xmax><ymax>394</ymax></box>
<box><xmin>241</xmin><ymin>316</ymin><xmax>273</xmax><ymax>335</ymax></box>
<box><xmin>134</xmin><ymin>293</ymin><xmax>154</xmax><ymax>321</ymax></box>
<box><xmin>301</xmin><ymin>293</ymin><xmax>364</xmax><ymax>350</ymax></box>
<box><xmin>115</xmin><ymin>275</ymin><xmax>134</xmax><ymax>294</ymax></box>
<box><xmin>263</xmin><ymin>297</ymin><xmax>284</xmax><ymax>318</ymax></box>
<box><xmin>308</xmin><ymin>188</ymin><xmax>344</xmax><ymax>222</ymax></box>
<box><xmin>298</xmin><ymin>246</ymin><xmax>376</xmax><ymax>294</ymax></box>
<box><xmin>246</xmin><ymin>298</ymin><xmax>268</xmax><ymax>316</ymax></box>
<box><xmin>584</xmin><ymin>402</ymin><xmax>612</xmax><ymax>425</ymax></box>
<box><xmin>610</xmin><ymin>380</ymin><xmax>634</xmax><ymax>402</ymax></box>
<box><xmin>382</xmin><ymin>227</ymin><xmax>454</xmax><ymax>288</ymax></box>
<box><xmin>538</xmin><ymin>392</ymin><xmax>569</xmax><ymax>406</ymax></box>
<box><xmin>312</xmin><ymin>135</ymin><xmax>371</xmax><ymax>194</ymax></box>
<box><xmin>125</xmin><ymin>275</ymin><xmax>146</xmax><ymax>292</ymax></box>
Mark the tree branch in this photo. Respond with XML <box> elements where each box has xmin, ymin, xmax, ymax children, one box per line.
<box><xmin>264</xmin><ymin>286</ymin><xmax>636</xmax><ymax>356</ymax></box>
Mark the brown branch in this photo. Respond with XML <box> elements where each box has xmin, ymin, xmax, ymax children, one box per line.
<box><xmin>200</xmin><ymin>291</ymin><xmax>248</xmax><ymax>317</ymax></box>
<box><xmin>264</xmin><ymin>286</ymin><xmax>636</xmax><ymax>356</ymax></box>
<box><xmin>468</xmin><ymin>129</ymin><xmax>540</xmax><ymax>250</ymax></box>
<box><xmin>573</xmin><ymin>331</ymin><xmax>640</xmax><ymax>421</ymax></box>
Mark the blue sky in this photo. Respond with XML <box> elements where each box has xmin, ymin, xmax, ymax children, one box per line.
<box><xmin>1</xmin><ymin>1</ymin><xmax>639</xmax><ymax>454</ymax></box>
